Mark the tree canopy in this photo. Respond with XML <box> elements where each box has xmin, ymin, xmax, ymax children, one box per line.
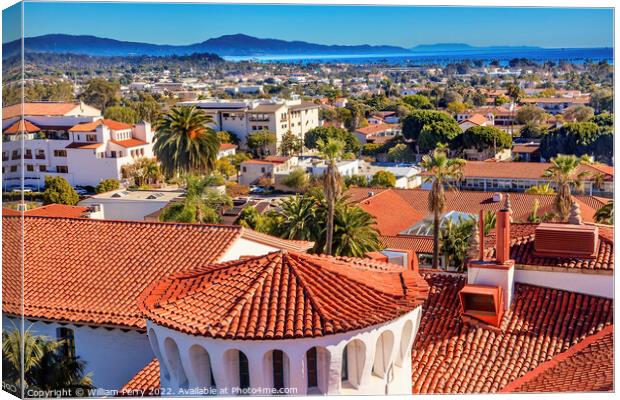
<box><xmin>540</xmin><ymin>121</ymin><xmax>612</xmax><ymax>163</ymax></box>
<box><xmin>42</xmin><ymin>176</ymin><xmax>79</xmax><ymax>205</ymax></box>
<box><xmin>462</xmin><ymin>126</ymin><xmax>512</xmax><ymax>151</ymax></box>
<box><xmin>304</xmin><ymin>126</ymin><xmax>361</xmax><ymax>154</ymax></box>
<box><xmin>417</xmin><ymin>120</ymin><xmax>462</xmax><ymax>153</ymax></box>
<box><xmin>402</xmin><ymin>110</ymin><xmax>459</xmax><ymax>143</ymax></box>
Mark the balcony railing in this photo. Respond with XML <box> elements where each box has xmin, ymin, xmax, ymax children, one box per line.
<box><xmin>35</xmin><ymin>154</ymin><xmax>45</xmax><ymax>160</ymax></box>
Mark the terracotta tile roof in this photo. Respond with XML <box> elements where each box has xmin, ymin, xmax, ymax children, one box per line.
<box><xmin>3</xmin><ymin>119</ymin><xmax>41</xmax><ymax>134</ymax></box>
<box><xmin>461</xmin><ymin>114</ymin><xmax>487</xmax><ymax>126</ymax></box>
<box><xmin>219</xmin><ymin>143</ymin><xmax>237</xmax><ymax>151</ymax></box>
<box><xmin>380</xmin><ymin>235</ymin><xmax>434</xmax><ymax>254</ymax></box>
<box><xmin>69</xmin><ymin>120</ymin><xmax>103</xmax><ymax>132</ymax></box>
<box><xmin>501</xmin><ymin>325</ymin><xmax>613</xmax><ymax>393</ymax></box>
<box><xmin>2</xmin><ymin>208</ymin><xmax>21</xmax><ymax>216</ymax></box>
<box><xmin>411</xmin><ymin>274</ymin><xmax>613</xmax><ymax>394</ymax></box>
<box><xmin>487</xmin><ymin>223</ymin><xmax>614</xmax><ymax>273</ymax></box>
<box><xmin>65</xmin><ymin>142</ymin><xmax>103</xmax><ymax>149</ymax></box>
<box><xmin>347</xmin><ymin>188</ymin><xmax>603</xmax><ymax>224</ymax></box>
<box><xmin>512</xmin><ymin>144</ymin><xmax>540</xmax><ymax>154</ymax></box>
<box><xmin>2</xmin><ymin>216</ymin><xmax>244</xmax><ymax>329</ymax></box>
<box><xmin>111</xmin><ymin>138</ymin><xmax>148</xmax><ymax>148</ymax></box>
<box><xmin>263</xmin><ymin>155</ymin><xmax>290</xmax><ymax>163</ymax></box>
<box><xmin>139</xmin><ymin>251</ymin><xmax>429</xmax><ymax>339</ymax></box>
<box><xmin>357</xmin><ymin>190</ymin><xmax>426</xmax><ymax>235</ymax></box>
<box><xmin>102</xmin><ymin>119</ymin><xmax>133</xmax><ymax>130</ymax></box>
<box><xmin>240</xmin><ymin>229</ymin><xmax>314</xmax><ymax>252</ymax></box>
<box><xmin>521</xmin><ymin>97</ymin><xmax>589</xmax><ymax>104</ymax></box>
<box><xmin>119</xmin><ymin>359</ymin><xmax>160</xmax><ymax>395</ymax></box>
<box><xmin>2</xmin><ymin>102</ymin><xmax>82</xmax><ymax>119</ymax></box>
<box><xmin>355</xmin><ymin>123</ymin><xmax>399</xmax><ymax>136</ymax></box>
<box><xmin>24</xmin><ymin>204</ymin><xmax>89</xmax><ymax>218</ymax></box>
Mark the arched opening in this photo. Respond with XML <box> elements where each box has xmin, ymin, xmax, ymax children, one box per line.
<box><xmin>263</xmin><ymin>349</ymin><xmax>290</xmax><ymax>391</ymax></box>
<box><xmin>372</xmin><ymin>330</ymin><xmax>395</xmax><ymax>379</ymax></box>
<box><xmin>164</xmin><ymin>337</ymin><xmax>189</xmax><ymax>389</ymax></box>
<box><xmin>189</xmin><ymin>345</ymin><xmax>215</xmax><ymax>388</ymax></box>
<box><xmin>306</xmin><ymin>346</ymin><xmax>329</xmax><ymax>394</ymax></box>
<box><xmin>148</xmin><ymin>329</ymin><xmax>170</xmax><ymax>381</ymax></box>
<box><xmin>396</xmin><ymin>320</ymin><xmax>414</xmax><ymax>367</ymax></box>
<box><xmin>341</xmin><ymin>339</ymin><xmax>365</xmax><ymax>389</ymax></box>
<box><xmin>224</xmin><ymin>349</ymin><xmax>250</xmax><ymax>391</ymax></box>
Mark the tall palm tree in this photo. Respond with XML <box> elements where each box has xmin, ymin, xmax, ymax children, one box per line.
<box><xmin>594</xmin><ymin>200</ymin><xmax>613</xmax><ymax>225</ymax></box>
<box><xmin>2</xmin><ymin>327</ymin><xmax>93</xmax><ymax>394</ymax></box>
<box><xmin>276</xmin><ymin>194</ymin><xmax>319</xmax><ymax>241</ymax></box>
<box><xmin>543</xmin><ymin>154</ymin><xmax>589</xmax><ymax>222</ymax></box>
<box><xmin>318</xmin><ymin>138</ymin><xmax>345</xmax><ymax>255</ymax></box>
<box><xmin>420</xmin><ymin>144</ymin><xmax>466</xmax><ymax>269</ymax></box>
<box><xmin>159</xmin><ymin>175</ymin><xmax>231</xmax><ymax>224</ymax></box>
<box><xmin>333</xmin><ymin>204</ymin><xmax>382</xmax><ymax>257</ymax></box>
<box><xmin>524</xmin><ymin>183</ymin><xmax>555</xmax><ymax>195</ymax></box>
<box><xmin>154</xmin><ymin>106</ymin><xmax>220</xmax><ymax>178</ymax></box>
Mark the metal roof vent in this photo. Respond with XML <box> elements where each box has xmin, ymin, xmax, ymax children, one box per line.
<box><xmin>534</xmin><ymin>223</ymin><xmax>599</xmax><ymax>258</ymax></box>
<box><xmin>492</xmin><ymin>192</ymin><xmax>503</xmax><ymax>203</ymax></box>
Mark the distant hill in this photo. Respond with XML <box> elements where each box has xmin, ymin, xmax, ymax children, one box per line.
<box><xmin>2</xmin><ymin>33</ymin><xmax>412</xmax><ymax>58</ymax></box>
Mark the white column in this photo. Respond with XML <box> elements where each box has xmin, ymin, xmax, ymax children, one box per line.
<box><xmin>177</xmin><ymin>342</ymin><xmax>199</xmax><ymax>390</ymax></box>
<box><xmin>247</xmin><ymin>351</ymin><xmax>266</xmax><ymax>394</ymax></box>
<box><xmin>326</xmin><ymin>343</ymin><xmax>345</xmax><ymax>395</ymax></box>
<box><xmin>209</xmin><ymin>347</ymin><xmax>233</xmax><ymax>394</ymax></box>
<box><xmin>287</xmin><ymin>349</ymin><xmax>307</xmax><ymax>396</ymax></box>
<box><xmin>358</xmin><ymin>335</ymin><xmax>377</xmax><ymax>391</ymax></box>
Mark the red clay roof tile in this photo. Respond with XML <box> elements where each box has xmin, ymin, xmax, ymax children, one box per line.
<box><xmin>139</xmin><ymin>251</ymin><xmax>429</xmax><ymax>339</ymax></box>
<box><xmin>119</xmin><ymin>359</ymin><xmax>160</xmax><ymax>396</ymax></box>
<box><xmin>357</xmin><ymin>190</ymin><xmax>426</xmax><ymax>236</ymax></box>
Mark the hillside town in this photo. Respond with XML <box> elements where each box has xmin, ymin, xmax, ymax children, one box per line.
<box><xmin>1</xmin><ymin>3</ymin><xmax>616</xmax><ymax>398</ymax></box>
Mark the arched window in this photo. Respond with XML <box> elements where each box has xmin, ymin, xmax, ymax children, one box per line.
<box><xmin>397</xmin><ymin>320</ymin><xmax>414</xmax><ymax>367</ymax></box>
<box><xmin>189</xmin><ymin>345</ymin><xmax>215</xmax><ymax>388</ymax></box>
<box><xmin>307</xmin><ymin>346</ymin><xmax>329</xmax><ymax>394</ymax></box>
<box><xmin>224</xmin><ymin>349</ymin><xmax>249</xmax><ymax>390</ymax></box>
<box><xmin>341</xmin><ymin>339</ymin><xmax>365</xmax><ymax>388</ymax></box>
<box><xmin>164</xmin><ymin>338</ymin><xmax>189</xmax><ymax>389</ymax></box>
<box><xmin>272</xmin><ymin>350</ymin><xmax>284</xmax><ymax>390</ymax></box>
<box><xmin>372</xmin><ymin>331</ymin><xmax>395</xmax><ymax>379</ymax></box>
<box><xmin>306</xmin><ymin>347</ymin><xmax>318</xmax><ymax>388</ymax></box>
<box><xmin>239</xmin><ymin>351</ymin><xmax>250</xmax><ymax>390</ymax></box>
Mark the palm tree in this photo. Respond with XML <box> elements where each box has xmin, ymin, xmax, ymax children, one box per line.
<box><xmin>420</xmin><ymin>144</ymin><xmax>466</xmax><ymax>269</ymax></box>
<box><xmin>332</xmin><ymin>204</ymin><xmax>382</xmax><ymax>257</ymax></box>
<box><xmin>318</xmin><ymin>138</ymin><xmax>345</xmax><ymax>255</ymax></box>
<box><xmin>543</xmin><ymin>154</ymin><xmax>589</xmax><ymax>222</ymax></box>
<box><xmin>594</xmin><ymin>200</ymin><xmax>613</xmax><ymax>225</ymax></box>
<box><xmin>153</xmin><ymin>106</ymin><xmax>220</xmax><ymax>178</ymax></box>
<box><xmin>276</xmin><ymin>193</ymin><xmax>319</xmax><ymax>241</ymax></box>
<box><xmin>122</xmin><ymin>157</ymin><xmax>163</xmax><ymax>187</ymax></box>
<box><xmin>525</xmin><ymin>183</ymin><xmax>555</xmax><ymax>195</ymax></box>
<box><xmin>159</xmin><ymin>175</ymin><xmax>231</xmax><ymax>224</ymax></box>
<box><xmin>2</xmin><ymin>327</ymin><xmax>93</xmax><ymax>395</ymax></box>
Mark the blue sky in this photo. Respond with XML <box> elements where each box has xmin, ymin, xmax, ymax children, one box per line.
<box><xmin>8</xmin><ymin>2</ymin><xmax>614</xmax><ymax>48</ymax></box>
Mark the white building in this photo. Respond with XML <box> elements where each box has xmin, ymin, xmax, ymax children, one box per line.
<box><xmin>2</xmin><ymin>102</ymin><xmax>154</xmax><ymax>189</ymax></box>
<box><xmin>139</xmin><ymin>251</ymin><xmax>428</xmax><ymax>396</ymax></box>
<box><xmin>178</xmin><ymin>98</ymin><xmax>320</xmax><ymax>151</ymax></box>
<box><xmin>78</xmin><ymin>189</ymin><xmax>186</xmax><ymax>221</ymax></box>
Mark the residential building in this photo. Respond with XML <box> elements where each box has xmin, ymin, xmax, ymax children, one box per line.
<box><xmin>2</xmin><ymin>102</ymin><xmax>154</xmax><ymax>189</ymax></box>
<box><xmin>179</xmin><ymin>98</ymin><xmax>320</xmax><ymax>151</ymax></box>
<box><xmin>512</xmin><ymin>143</ymin><xmax>541</xmax><ymax>162</ymax></box>
<box><xmin>239</xmin><ymin>156</ymin><xmax>298</xmax><ymax>186</ymax></box>
<box><xmin>458</xmin><ymin>113</ymin><xmax>490</xmax><ymax>132</ymax></box>
<box><xmin>456</xmin><ymin>106</ymin><xmax>518</xmax><ymax>127</ymax></box>
<box><xmin>358</xmin><ymin>163</ymin><xmax>423</xmax><ymax>189</ymax></box>
<box><xmin>354</xmin><ymin>124</ymin><xmax>401</xmax><ymax>144</ymax></box>
<box><xmin>217</xmin><ymin>143</ymin><xmax>237</xmax><ymax>159</ymax></box>
<box><xmin>520</xmin><ymin>96</ymin><xmax>590</xmax><ymax>114</ymax></box>
<box><xmin>78</xmin><ymin>189</ymin><xmax>186</xmax><ymax>221</ymax></box>
<box><xmin>2</xmin><ymin>216</ymin><xmax>313</xmax><ymax>392</ymax></box>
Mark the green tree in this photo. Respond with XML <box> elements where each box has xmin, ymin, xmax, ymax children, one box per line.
<box><xmin>540</xmin><ymin>122</ymin><xmax>606</xmax><ymax>160</ymax></box>
<box><xmin>446</xmin><ymin>101</ymin><xmax>467</xmax><ymax>115</ymax></box>
<box><xmin>440</xmin><ymin>217</ymin><xmax>474</xmax><ymax>271</ymax></box>
<box><xmin>154</xmin><ymin>106</ymin><xmax>220</xmax><ymax>177</ymax></box>
<box><xmin>319</xmin><ymin>138</ymin><xmax>345</xmax><ymax>255</ymax></box>
<box><xmin>280</xmin><ymin>168</ymin><xmax>309</xmax><ymax>192</ymax></box>
<box><xmin>420</xmin><ymin>145</ymin><xmax>466</xmax><ymax>269</ymax></box>
<box><xmin>387</xmin><ymin>143</ymin><xmax>415</xmax><ymax>163</ymax></box>
<box><xmin>344</xmin><ymin>175</ymin><xmax>369</xmax><ymax>188</ymax></box>
<box><xmin>2</xmin><ymin>327</ymin><xmax>93</xmax><ymax>396</ymax></box>
<box><xmin>402</xmin><ymin>94</ymin><xmax>434</xmax><ymax>110</ymax></box>
<box><xmin>304</xmin><ymin>126</ymin><xmax>361</xmax><ymax>154</ymax></box>
<box><xmin>516</xmin><ymin>105</ymin><xmax>548</xmax><ymax>126</ymax></box>
<box><xmin>80</xmin><ymin>78</ymin><xmax>120</xmax><ymax>111</ymax></box>
<box><xmin>279</xmin><ymin>131</ymin><xmax>304</xmax><ymax>156</ymax></box>
<box><xmin>543</xmin><ymin>155</ymin><xmax>589</xmax><ymax>222</ymax></box>
<box><xmin>462</xmin><ymin>126</ymin><xmax>512</xmax><ymax>152</ymax></box>
<box><xmin>42</xmin><ymin>176</ymin><xmax>79</xmax><ymax>205</ymax></box>
<box><xmin>594</xmin><ymin>200</ymin><xmax>613</xmax><ymax>225</ymax></box>
<box><xmin>418</xmin><ymin>120</ymin><xmax>462</xmax><ymax>153</ymax></box>
<box><xmin>563</xmin><ymin>105</ymin><xmax>595</xmax><ymax>122</ymax></box>
<box><xmin>402</xmin><ymin>110</ymin><xmax>459</xmax><ymax>143</ymax></box>
<box><xmin>95</xmin><ymin>178</ymin><xmax>120</xmax><ymax>194</ymax></box>
<box><xmin>370</xmin><ymin>171</ymin><xmax>396</xmax><ymax>188</ymax></box>
<box><xmin>332</xmin><ymin>204</ymin><xmax>382</xmax><ymax>257</ymax></box>
<box><xmin>159</xmin><ymin>175</ymin><xmax>232</xmax><ymax>224</ymax></box>
<box><xmin>214</xmin><ymin>158</ymin><xmax>237</xmax><ymax>179</ymax></box>
<box><xmin>247</xmin><ymin>130</ymin><xmax>277</xmax><ymax>157</ymax></box>
<box><xmin>103</xmin><ymin>106</ymin><xmax>138</xmax><ymax>124</ymax></box>
<box><xmin>525</xmin><ymin>183</ymin><xmax>555</xmax><ymax>195</ymax></box>
<box><xmin>121</xmin><ymin>158</ymin><xmax>163</xmax><ymax>188</ymax></box>
<box><xmin>216</xmin><ymin>130</ymin><xmax>240</xmax><ymax>145</ymax></box>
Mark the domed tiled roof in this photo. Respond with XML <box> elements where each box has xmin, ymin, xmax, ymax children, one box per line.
<box><xmin>139</xmin><ymin>251</ymin><xmax>429</xmax><ymax>340</ymax></box>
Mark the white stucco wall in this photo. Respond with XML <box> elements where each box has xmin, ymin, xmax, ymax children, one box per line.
<box><xmin>467</xmin><ymin>264</ymin><xmax>514</xmax><ymax>309</ymax></box>
<box><xmin>146</xmin><ymin>306</ymin><xmax>423</xmax><ymax>396</ymax></box>
<box><xmin>78</xmin><ymin>198</ymin><xmax>170</xmax><ymax>221</ymax></box>
<box><xmin>515</xmin><ymin>268</ymin><xmax>613</xmax><ymax>299</ymax></box>
<box><xmin>1</xmin><ymin>315</ymin><xmax>154</xmax><ymax>391</ymax></box>
<box><xmin>220</xmin><ymin>238</ymin><xmax>281</xmax><ymax>262</ymax></box>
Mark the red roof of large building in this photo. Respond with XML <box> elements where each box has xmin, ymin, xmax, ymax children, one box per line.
<box><xmin>501</xmin><ymin>325</ymin><xmax>613</xmax><ymax>393</ymax></box>
<box><xmin>356</xmin><ymin>190</ymin><xmax>426</xmax><ymax>235</ymax></box>
<box><xmin>139</xmin><ymin>251</ymin><xmax>429</xmax><ymax>339</ymax></box>
<box><xmin>355</xmin><ymin>123</ymin><xmax>399</xmax><ymax>137</ymax></box>
<box><xmin>1</xmin><ymin>216</ymin><xmax>311</xmax><ymax>330</ymax></box>
<box><xmin>69</xmin><ymin>119</ymin><xmax>133</xmax><ymax>132</ymax></box>
<box><xmin>111</xmin><ymin>138</ymin><xmax>148</xmax><ymax>148</ymax></box>
<box><xmin>3</xmin><ymin>119</ymin><xmax>41</xmax><ymax>134</ymax></box>
<box><xmin>24</xmin><ymin>204</ymin><xmax>89</xmax><ymax>218</ymax></box>
<box><xmin>2</xmin><ymin>102</ymin><xmax>86</xmax><ymax>119</ymax></box>
<box><xmin>442</xmin><ymin>161</ymin><xmax>614</xmax><ymax>180</ymax></box>
<box><xmin>119</xmin><ymin>359</ymin><xmax>160</xmax><ymax>396</ymax></box>
<box><xmin>411</xmin><ymin>274</ymin><xmax>613</xmax><ymax>394</ymax></box>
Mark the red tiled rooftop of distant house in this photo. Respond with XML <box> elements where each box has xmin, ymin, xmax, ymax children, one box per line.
<box><xmin>119</xmin><ymin>359</ymin><xmax>160</xmax><ymax>396</ymax></box>
<box><xmin>23</xmin><ymin>204</ymin><xmax>89</xmax><ymax>218</ymax></box>
<box><xmin>219</xmin><ymin>143</ymin><xmax>237</xmax><ymax>151</ymax></box>
<box><xmin>2</xmin><ymin>102</ymin><xmax>84</xmax><ymax>119</ymax></box>
<box><xmin>521</xmin><ymin>97</ymin><xmax>590</xmax><ymax>104</ymax></box>
<box><xmin>2</xmin><ymin>208</ymin><xmax>21</xmax><ymax>216</ymax></box>
<box><xmin>355</xmin><ymin>123</ymin><xmax>400</xmax><ymax>136</ymax></box>
<box><xmin>347</xmin><ymin>188</ymin><xmax>604</xmax><ymax>224</ymax></box>
<box><xmin>1</xmin><ymin>216</ymin><xmax>312</xmax><ymax>330</ymax></box>
<box><xmin>357</xmin><ymin>189</ymin><xmax>426</xmax><ymax>236</ymax></box>
<box><xmin>263</xmin><ymin>155</ymin><xmax>291</xmax><ymax>163</ymax></box>
<box><xmin>380</xmin><ymin>235</ymin><xmax>434</xmax><ymax>254</ymax></box>
<box><xmin>411</xmin><ymin>273</ymin><xmax>613</xmax><ymax>394</ymax></box>
<box><xmin>111</xmin><ymin>138</ymin><xmax>148</xmax><ymax>148</ymax></box>
<box><xmin>501</xmin><ymin>325</ymin><xmax>613</xmax><ymax>393</ymax></box>
<box><xmin>462</xmin><ymin>114</ymin><xmax>488</xmax><ymax>126</ymax></box>
<box><xmin>3</xmin><ymin>119</ymin><xmax>41</xmax><ymax>134</ymax></box>
<box><xmin>139</xmin><ymin>251</ymin><xmax>429</xmax><ymax>339</ymax></box>
<box><xmin>69</xmin><ymin>119</ymin><xmax>133</xmax><ymax>132</ymax></box>
<box><xmin>512</xmin><ymin>144</ymin><xmax>540</xmax><ymax>154</ymax></box>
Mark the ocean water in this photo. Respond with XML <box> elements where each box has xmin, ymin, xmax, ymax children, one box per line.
<box><xmin>223</xmin><ymin>47</ymin><xmax>613</xmax><ymax>65</ymax></box>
